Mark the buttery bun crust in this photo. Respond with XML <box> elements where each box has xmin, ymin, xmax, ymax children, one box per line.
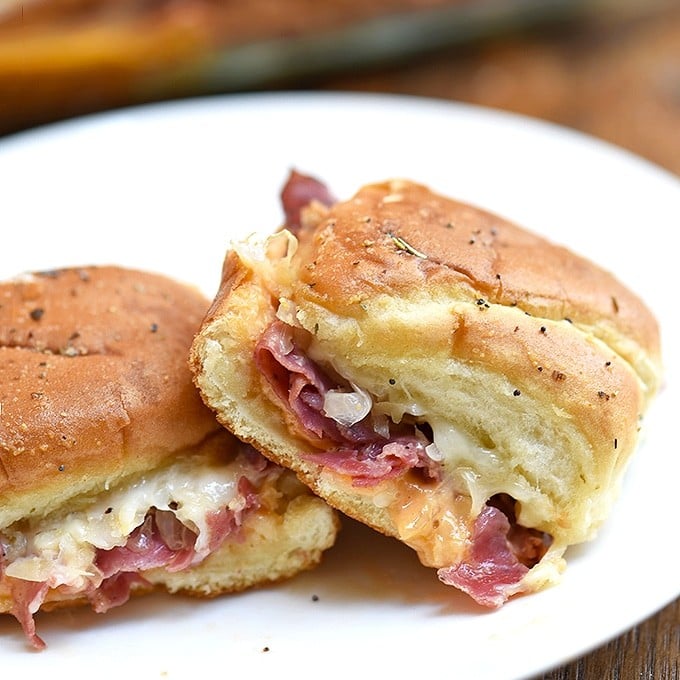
<box><xmin>294</xmin><ymin>180</ymin><xmax>660</xmax><ymax>394</ymax></box>
<box><xmin>191</xmin><ymin>178</ymin><xmax>661</xmax><ymax>599</ymax></box>
<box><xmin>0</xmin><ymin>266</ymin><xmax>219</xmax><ymax>528</ymax></box>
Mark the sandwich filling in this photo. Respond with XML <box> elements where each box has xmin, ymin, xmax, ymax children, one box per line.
<box><xmin>241</xmin><ymin>171</ymin><xmax>554</xmax><ymax>607</ymax></box>
<box><xmin>0</xmin><ymin>444</ymin><xmax>280</xmax><ymax>649</ymax></box>
<box><xmin>255</xmin><ymin>318</ymin><xmax>552</xmax><ymax>607</ymax></box>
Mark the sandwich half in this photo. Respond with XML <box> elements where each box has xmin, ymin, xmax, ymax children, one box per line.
<box><xmin>190</xmin><ymin>171</ymin><xmax>662</xmax><ymax>608</ymax></box>
<box><xmin>0</xmin><ymin>265</ymin><xmax>338</xmax><ymax>649</ymax></box>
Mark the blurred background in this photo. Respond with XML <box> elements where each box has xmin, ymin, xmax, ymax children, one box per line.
<box><xmin>1</xmin><ymin>0</ymin><xmax>679</xmax><ymax>176</ymax></box>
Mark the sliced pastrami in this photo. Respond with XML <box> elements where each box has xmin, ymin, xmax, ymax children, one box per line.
<box><xmin>280</xmin><ymin>170</ymin><xmax>336</xmax><ymax>234</ymax></box>
<box><xmin>92</xmin><ymin>481</ymin><xmax>261</xmax><ymax>610</ymax></box>
<box><xmin>437</xmin><ymin>506</ymin><xmax>528</xmax><ymax>607</ymax></box>
<box><xmin>4</xmin><ymin>461</ymin><xmax>266</xmax><ymax>648</ymax></box>
<box><xmin>95</xmin><ymin>511</ymin><xmax>197</xmax><ymax>580</ymax></box>
<box><xmin>255</xmin><ymin>320</ymin><xmax>439</xmax><ymax>486</ymax></box>
<box><xmin>89</xmin><ymin>572</ymin><xmax>149</xmax><ymax>614</ymax></box>
<box><xmin>255</xmin><ymin>320</ymin><xmax>343</xmax><ymax>441</ymax></box>
<box><xmin>437</xmin><ymin>495</ymin><xmax>552</xmax><ymax>607</ymax></box>
<box><xmin>205</xmin><ymin>477</ymin><xmax>262</xmax><ymax>551</ymax></box>
<box><xmin>255</xmin><ymin>319</ymin><xmax>554</xmax><ymax>605</ymax></box>
<box><xmin>7</xmin><ymin>579</ymin><xmax>49</xmax><ymax>650</ymax></box>
<box><xmin>255</xmin><ymin>320</ymin><xmax>377</xmax><ymax>444</ymax></box>
<box><xmin>305</xmin><ymin>437</ymin><xmax>440</xmax><ymax>487</ymax></box>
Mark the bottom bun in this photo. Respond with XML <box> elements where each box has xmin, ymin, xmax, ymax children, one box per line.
<box><xmin>0</xmin><ymin>431</ymin><xmax>339</xmax><ymax>650</ymax></box>
<box><xmin>145</xmin><ymin>493</ymin><xmax>338</xmax><ymax>597</ymax></box>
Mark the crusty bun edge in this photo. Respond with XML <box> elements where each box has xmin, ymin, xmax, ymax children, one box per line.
<box><xmin>292</xmin><ymin>180</ymin><xmax>661</xmax><ymax>396</ymax></box>
<box><xmin>0</xmin><ymin>266</ymin><xmax>221</xmax><ymax>528</ymax></box>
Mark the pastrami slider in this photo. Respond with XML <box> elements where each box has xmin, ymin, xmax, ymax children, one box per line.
<box><xmin>0</xmin><ymin>266</ymin><xmax>338</xmax><ymax>649</ymax></box>
<box><xmin>191</xmin><ymin>172</ymin><xmax>661</xmax><ymax>607</ymax></box>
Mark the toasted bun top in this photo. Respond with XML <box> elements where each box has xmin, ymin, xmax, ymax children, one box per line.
<box><xmin>0</xmin><ymin>266</ymin><xmax>219</xmax><ymax>527</ymax></box>
<box><xmin>292</xmin><ymin>180</ymin><xmax>661</xmax><ymax>396</ymax></box>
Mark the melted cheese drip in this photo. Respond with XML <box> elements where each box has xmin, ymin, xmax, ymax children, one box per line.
<box><xmin>1</xmin><ymin>455</ymin><xmax>255</xmax><ymax>590</ymax></box>
<box><xmin>389</xmin><ymin>476</ymin><xmax>472</xmax><ymax>568</ymax></box>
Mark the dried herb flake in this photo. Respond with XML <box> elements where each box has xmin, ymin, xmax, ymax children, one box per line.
<box><xmin>387</xmin><ymin>232</ymin><xmax>427</xmax><ymax>259</ymax></box>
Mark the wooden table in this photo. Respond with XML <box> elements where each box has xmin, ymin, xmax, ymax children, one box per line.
<box><xmin>534</xmin><ymin>599</ymin><xmax>679</xmax><ymax>678</ymax></box>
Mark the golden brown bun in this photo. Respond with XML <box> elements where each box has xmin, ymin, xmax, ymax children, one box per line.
<box><xmin>0</xmin><ymin>266</ymin><xmax>219</xmax><ymax>529</ymax></box>
<box><xmin>191</xmin><ymin>178</ymin><xmax>662</xmax><ymax>598</ymax></box>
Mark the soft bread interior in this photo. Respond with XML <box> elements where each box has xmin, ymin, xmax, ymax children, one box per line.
<box><xmin>194</xmin><ymin>261</ymin><xmax>578</xmax><ymax>587</ymax></box>
<box><xmin>195</xmin><ymin>262</ymin><xmax>393</xmax><ymax>539</ymax></box>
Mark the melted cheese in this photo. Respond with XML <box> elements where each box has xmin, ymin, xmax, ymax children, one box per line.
<box><xmin>1</xmin><ymin>454</ymin><xmax>255</xmax><ymax>590</ymax></box>
<box><xmin>388</xmin><ymin>477</ymin><xmax>472</xmax><ymax>568</ymax></box>
<box><xmin>320</xmin><ymin>396</ymin><xmax>540</xmax><ymax>568</ymax></box>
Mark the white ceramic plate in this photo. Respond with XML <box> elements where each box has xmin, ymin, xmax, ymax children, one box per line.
<box><xmin>0</xmin><ymin>93</ymin><xmax>678</xmax><ymax>679</ymax></box>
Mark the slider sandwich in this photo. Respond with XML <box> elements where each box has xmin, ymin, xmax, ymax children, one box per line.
<box><xmin>191</xmin><ymin>172</ymin><xmax>662</xmax><ymax>607</ymax></box>
<box><xmin>0</xmin><ymin>266</ymin><xmax>338</xmax><ymax>649</ymax></box>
